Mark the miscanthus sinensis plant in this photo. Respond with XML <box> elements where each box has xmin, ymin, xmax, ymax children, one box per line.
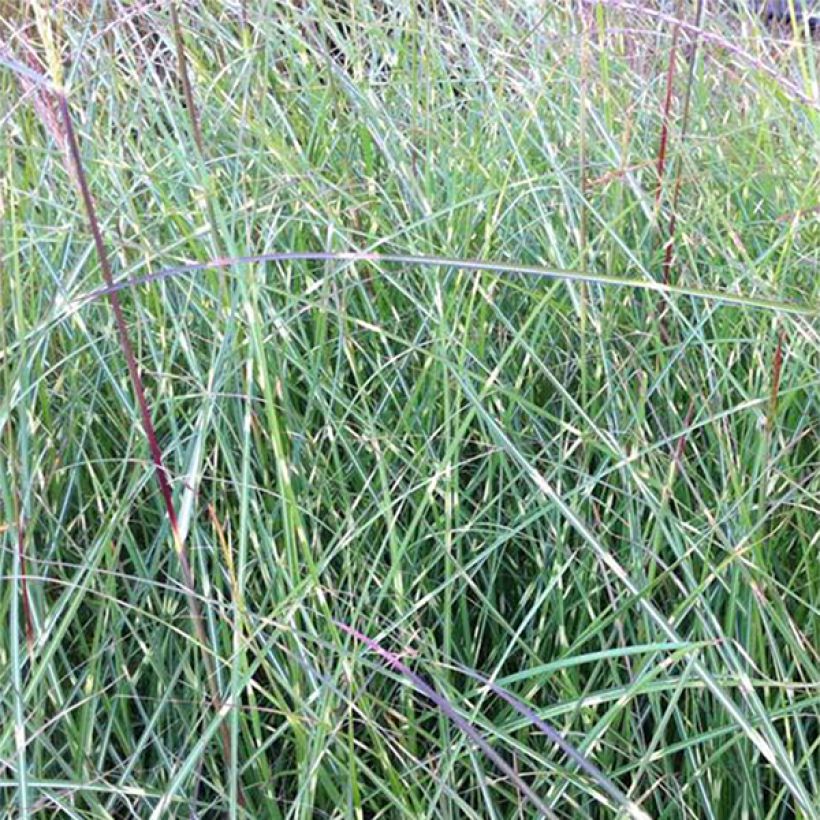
<box><xmin>1</xmin><ymin>2</ymin><xmax>818</xmax><ymax>817</ymax></box>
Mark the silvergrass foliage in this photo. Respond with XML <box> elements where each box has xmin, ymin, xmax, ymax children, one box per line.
<box><xmin>1</xmin><ymin>2</ymin><xmax>819</xmax><ymax>818</ymax></box>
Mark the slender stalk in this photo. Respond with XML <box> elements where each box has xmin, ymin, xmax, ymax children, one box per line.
<box><xmin>654</xmin><ymin>0</ymin><xmax>682</xmax><ymax>215</ymax></box>
<box><xmin>337</xmin><ymin>621</ymin><xmax>558</xmax><ymax>820</ymax></box>
<box><xmin>75</xmin><ymin>250</ymin><xmax>818</xmax><ymax>317</ymax></box>
<box><xmin>169</xmin><ymin>0</ymin><xmax>205</xmax><ymax>159</ymax></box>
<box><xmin>661</xmin><ymin>0</ymin><xmax>706</xmax><ymax>287</ymax></box>
<box><xmin>57</xmin><ymin>92</ymin><xmax>239</xmax><ymax>807</ymax></box>
<box><xmin>453</xmin><ymin>661</ymin><xmax>650</xmax><ymax>820</ymax></box>
<box><xmin>17</xmin><ymin>516</ymin><xmax>34</xmax><ymax>654</ymax></box>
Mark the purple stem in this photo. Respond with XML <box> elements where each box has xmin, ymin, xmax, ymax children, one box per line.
<box><xmin>337</xmin><ymin>620</ymin><xmax>557</xmax><ymax>818</ymax></box>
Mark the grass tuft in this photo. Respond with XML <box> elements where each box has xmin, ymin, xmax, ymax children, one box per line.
<box><xmin>1</xmin><ymin>2</ymin><xmax>818</xmax><ymax>817</ymax></box>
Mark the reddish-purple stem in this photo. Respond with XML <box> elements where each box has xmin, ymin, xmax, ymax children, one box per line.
<box><xmin>57</xmin><ymin>92</ymin><xmax>240</xmax><ymax>802</ymax></box>
<box><xmin>661</xmin><ymin>0</ymin><xmax>705</xmax><ymax>287</ymax></box>
<box><xmin>66</xmin><ymin>251</ymin><xmax>816</xmax><ymax>318</ymax></box>
<box><xmin>336</xmin><ymin>621</ymin><xmax>556</xmax><ymax>818</ymax></box>
<box><xmin>654</xmin><ymin>5</ymin><xmax>681</xmax><ymax>211</ymax></box>
<box><xmin>452</xmin><ymin>663</ymin><xmax>638</xmax><ymax>815</ymax></box>
<box><xmin>661</xmin><ymin>212</ymin><xmax>678</xmax><ymax>287</ymax></box>
<box><xmin>673</xmin><ymin>400</ymin><xmax>697</xmax><ymax>469</ymax></box>
<box><xmin>768</xmin><ymin>330</ymin><xmax>785</xmax><ymax>426</ymax></box>
<box><xmin>18</xmin><ymin>513</ymin><xmax>34</xmax><ymax>654</ymax></box>
<box><xmin>58</xmin><ymin>95</ymin><xmax>180</xmax><ymax>540</ymax></box>
<box><xmin>169</xmin><ymin>1</ymin><xmax>205</xmax><ymax>157</ymax></box>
